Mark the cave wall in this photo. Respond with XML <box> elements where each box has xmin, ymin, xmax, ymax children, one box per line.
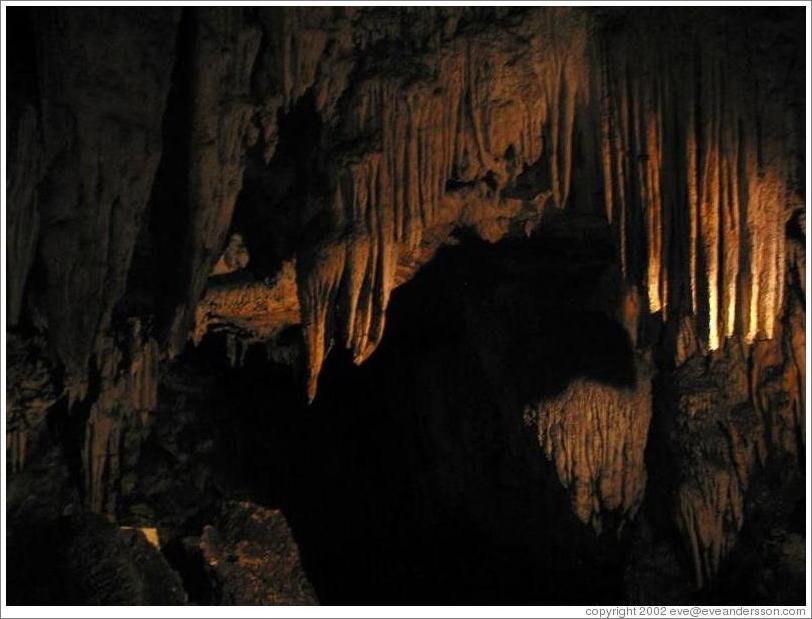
<box><xmin>4</xmin><ymin>6</ymin><xmax>806</xmax><ymax>604</ymax></box>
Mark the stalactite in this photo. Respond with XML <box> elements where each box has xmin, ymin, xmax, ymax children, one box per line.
<box><xmin>7</xmin><ymin>431</ymin><xmax>28</xmax><ymax>475</ymax></box>
<box><xmin>750</xmin><ymin>293</ymin><xmax>806</xmax><ymax>463</ymax></box>
<box><xmin>9</xmin><ymin>8</ymin><xmax>796</xmax><ymax>406</ymax></box>
<box><xmin>225</xmin><ymin>334</ymin><xmax>249</xmax><ymax>368</ymax></box>
<box><xmin>16</xmin><ymin>7</ymin><xmax>785</xmax><ymax>410</ymax></box>
<box><xmin>745</xmin><ymin>166</ymin><xmax>788</xmax><ymax>344</ymax></box>
<box><xmin>83</xmin><ymin>323</ymin><xmax>160</xmax><ymax>515</ymax></box>
<box><xmin>297</xmin><ymin>10</ymin><xmax>591</xmax><ymax>398</ymax></box>
<box><xmin>598</xmin><ymin>17</ymin><xmax>790</xmax><ymax>357</ymax></box>
<box><xmin>676</xmin><ymin>467</ymin><xmax>747</xmax><ymax>590</ymax></box>
<box><xmin>167</xmin><ymin>8</ymin><xmax>263</xmax><ymax>355</ymax></box>
<box><xmin>666</xmin><ymin>341</ymin><xmax>793</xmax><ymax>590</ymax></box>
<box><xmin>4</xmin><ymin>7</ymin><xmax>804</xmax><ymax>602</ymax></box>
<box><xmin>671</xmin><ymin>389</ymin><xmax>766</xmax><ymax>591</ymax></box>
<box><xmin>524</xmin><ymin>364</ymin><xmax>652</xmax><ymax>534</ymax></box>
<box><xmin>231</xmin><ymin>8</ymin><xmax>800</xmax><ymax>403</ymax></box>
<box><xmin>298</xmin><ymin>241</ymin><xmax>347</xmax><ymax>401</ymax></box>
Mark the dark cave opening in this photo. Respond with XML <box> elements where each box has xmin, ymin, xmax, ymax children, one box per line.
<box><xmin>172</xmin><ymin>222</ymin><xmax>643</xmax><ymax>604</ymax></box>
<box><xmin>231</xmin><ymin>88</ymin><xmax>326</xmax><ymax>280</ymax></box>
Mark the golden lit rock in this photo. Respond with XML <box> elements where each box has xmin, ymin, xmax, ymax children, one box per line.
<box><xmin>525</xmin><ymin>361</ymin><xmax>652</xmax><ymax>533</ymax></box>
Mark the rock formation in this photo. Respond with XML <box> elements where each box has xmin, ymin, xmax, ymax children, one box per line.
<box><xmin>524</xmin><ymin>362</ymin><xmax>652</xmax><ymax>534</ymax></box>
<box><xmin>168</xmin><ymin>501</ymin><xmax>318</xmax><ymax>605</ymax></box>
<box><xmin>4</xmin><ymin>5</ymin><xmax>805</xmax><ymax>605</ymax></box>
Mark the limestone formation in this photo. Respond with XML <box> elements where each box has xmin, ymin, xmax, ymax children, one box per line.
<box><xmin>84</xmin><ymin>321</ymin><xmax>161</xmax><ymax>514</ymax></box>
<box><xmin>174</xmin><ymin>8</ymin><xmax>801</xmax><ymax>402</ymax></box>
<box><xmin>31</xmin><ymin>8</ymin><xmax>180</xmax><ymax>398</ymax></box>
<box><xmin>525</xmin><ymin>362</ymin><xmax>652</xmax><ymax>534</ymax></box>
<box><xmin>3</xmin><ymin>6</ymin><xmax>804</xmax><ymax>605</ymax></box>
<box><xmin>172</xmin><ymin>501</ymin><xmax>318</xmax><ymax>605</ymax></box>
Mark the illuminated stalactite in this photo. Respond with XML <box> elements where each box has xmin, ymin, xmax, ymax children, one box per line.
<box><xmin>669</xmin><ymin>278</ymin><xmax>805</xmax><ymax>589</ymax></box>
<box><xmin>524</xmin><ymin>366</ymin><xmax>652</xmax><ymax>534</ymax></box>
<box><xmin>598</xmin><ymin>24</ymin><xmax>791</xmax><ymax>355</ymax></box>
<box><xmin>277</xmin><ymin>12</ymin><xmax>802</xmax><ymax>586</ymax></box>
<box><xmin>668</xmin><ymin>352</ymin><xmax>763</xmax><ymax>590</ymax></box>
<box><xmin>9</xmin><ymin>14</ymin><xmax>801</xmax><ymax>583</ymax></box>
<box><xmin>676</xmin><ymin>466</ymin><xmax>748</xmax><ymax>590</ymax></box>
<box><xmin>165</xmin><ymin>9</ymin><xmax>800</xmax><ymax>403</ymax></box>
<box><xmin>297</xmin><ymin>11</ymin><xmax>592</xmax><ymax>399</ymax></box>
<box><xmin>746</xmin><ymin>167</ymin><xmax>787</xmax><ymax>344</ymax></box>
<box><xmin>16</xmin><ymin>8</ymin><xmax>792</xmax><ymax>407</ymax></box>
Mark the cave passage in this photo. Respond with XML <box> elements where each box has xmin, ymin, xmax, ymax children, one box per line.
<box><xmin>189</xmin><ymin>220</ymin><xmax>639</xmax><ymax>604</ymax></box>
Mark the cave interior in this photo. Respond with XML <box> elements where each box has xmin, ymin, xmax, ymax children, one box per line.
<box><xmin>4</xmin><ymin>5</ymin><xmax>808</xmax><ymax>606</ymax></box>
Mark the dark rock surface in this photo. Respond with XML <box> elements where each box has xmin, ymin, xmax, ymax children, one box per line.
<box><xmin>7</xmin><ymin>513</ymin><xmax>187</xmax><ymax>605</ymax></box>
<box><xmin>166</xmin><ymin>501</ymin><xmax>317</xmax><ymax>605</ymax></box>
<box><xmin>4</xmin><ymin>6</ymin><xmax>805</xmax><ymax>605</ymax></box>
